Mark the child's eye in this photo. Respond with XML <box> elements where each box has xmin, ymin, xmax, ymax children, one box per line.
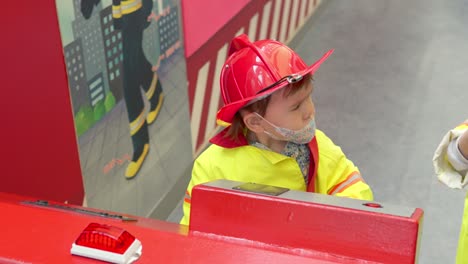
<box><xmin>292</xmin><ymin>104</ymin><xmax>300</xmax><ymax>111</ymax></box>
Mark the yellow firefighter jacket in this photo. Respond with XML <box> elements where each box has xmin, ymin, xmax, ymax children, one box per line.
<box><xmin>180</xmin><ymin>128</ymin><xmax>374</xmax><ymax>226</ymax></box>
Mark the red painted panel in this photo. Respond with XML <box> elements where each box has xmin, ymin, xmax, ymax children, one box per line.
<box><xmin>181</xmin><ymin>0</ymin><xmax>252</xmax><ymax>58</ymax></box>
<box><xmin>185</xmin><ymin>0</ymin><xmax>321</xmax><ymax>153</ymax></box>
<box><xmin>0</xmin><ymin>192</ymin><xmax>347</xmax><ymax>263</ymax></box>
<box><xmin>0</xmin><ymin>2</ymin><xmax>84</xmax><ymax>204</ymax></box>
<box><xmin>186</xmin><ymin>0</ymin><xmax>269</xmax><ymax>150</ymax></box>
<box><xmin>190</xmin><ymin>184</ymin><xmax>422</xmax><ymax>264</ymax></box>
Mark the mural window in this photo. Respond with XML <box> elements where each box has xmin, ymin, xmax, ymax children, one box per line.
<box><xmin>116</xmin><ymin>69</ymin><xmax>120</xmax><ymax>77</ymax></box>
<box><xmin>106</xmin><ymin>39</ymin><xmax>110</xmax><ymax>47</ymax></box>
<box><xmin>112</xmin><ymin>36</ymin><xmax>116</xmax><ymax>43</ymax></box>
<box><xmin>110</xmin><ymin>72</ymin><xmax>114</xmax><ymax>81</ymax></box>
<box><xmin>105</xmin><ymin>28</ymin><xmax>109</xmax><ymax>35</ymax></box>
<box><xmin>118</xmin><ymin>43</ymin><xmax>122</xmax><ymax>50</ymax></box>
<box><xmin>114</xmin><ymin>57</ymin><xmax>118</xmax><ymax>65</ymax></box>
<box><xmin>109</xmin><ymin>61</ymin><xmax>113</xmax><ymax>69</ymax></box>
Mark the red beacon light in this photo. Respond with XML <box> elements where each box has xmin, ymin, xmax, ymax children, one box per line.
<box><xmin>71</xmin><ymin>223</ymin><xmax>142</xmax><ymax>264</ymax></box>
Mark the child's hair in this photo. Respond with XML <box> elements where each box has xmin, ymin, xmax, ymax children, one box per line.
<box><xmin>225</xmin><ymin>74</ymin><xmax>313</xmax><ymax>141</ymax></box>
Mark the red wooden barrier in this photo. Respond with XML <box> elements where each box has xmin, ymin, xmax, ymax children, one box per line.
<box><xmin>0</xmin><ymin>192</ymin><xmax>360</xmax><ymax>263</ymax></box>
<box><xmin>190</xmin><ymin>180</ymin><xmax>423</xmax><ymax>263</ymax></box>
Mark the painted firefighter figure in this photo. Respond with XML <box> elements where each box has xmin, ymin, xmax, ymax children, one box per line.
<box><xmin>81</xmin><ymin>0</ymin><xmax>164</xmax><ymax>179</ymax></box>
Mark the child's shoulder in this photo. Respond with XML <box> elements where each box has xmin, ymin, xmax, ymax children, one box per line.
<box><xmin>196</xmin><ymin>144</ymin><xmax>223</xmax><ymax>160</ymax></box>
<box><xmin>314</xmin><ymin>129</ymin><xmax>345</xmax><ymax>161</ymax></box>
<box><xmin>315</xmin><ymin>129</ymin><xmax>332</xmax><ymax>145</ymax></box>
<box><xmin>196</xmin><ymin>143</ymin><xmax>250</xmax><ymax>161</ymax></box>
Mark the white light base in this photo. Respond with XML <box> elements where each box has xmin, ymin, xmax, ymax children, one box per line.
<box><xmin>71</xmin><ymin>239</ymin><xmax>142</xmax><ymax>264</ymax></box>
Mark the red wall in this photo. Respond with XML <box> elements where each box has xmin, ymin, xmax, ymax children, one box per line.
<box><xmin>0</xmin><ymin>1</ymin><xmax>85</xmax><ymax>204</ymax></box>
<box><xmin>181</xmin><ymin>0</ymin><xmax>251</xmax><ymax>57</ymax></box>
<box><xmin>184</xmin><ymin>0</ymin><xmax>321</xmax><ymax>154</ymax></box>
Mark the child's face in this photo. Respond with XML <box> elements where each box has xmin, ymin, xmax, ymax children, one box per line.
<box><xmin>262</xmin><ymin>81</ymin><xmax>315</xmax><ymax>133</ymax></box>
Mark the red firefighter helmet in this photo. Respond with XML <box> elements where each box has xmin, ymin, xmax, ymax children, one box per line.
<box><xmin>217</xmin><ymin>34</ymin><xmax>333</xmax><ymax>125</ymax></box>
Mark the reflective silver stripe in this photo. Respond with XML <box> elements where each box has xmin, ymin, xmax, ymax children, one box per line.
<box><xmin>330</xmin><ymin>173</ymin><xmax>362</xmax><ymax>195</ymax></box>
<box><xmin>121</xmin><ymin>0</ymin><xmax>142</xmax><ymax>14</ymax></box>
<box><xmin>112</xmin><ymin>6</ymin><xmax>123</xmax><ymax>18</ymax></box>
<box><xmin>113</xmin><ymin>0</ymin><xmax>142</xmax><ymax>18</ymax></box>
<box><xmin>146</xmin><ymin>74</ymin><xmax>157</xmax><ymax>100</ymax></box>
<box><xmin>129</xmin><ymin>108</ymin><xmax>146</xmax><ymax>136</ymax></box>
<box><xmin>184</xmin><ymin>192</ymin><xmax>191</xmax><ymax>200</ymax></box>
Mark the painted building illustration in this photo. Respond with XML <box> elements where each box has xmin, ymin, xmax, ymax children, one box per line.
<box><xmin>64</xmin><ymin>39</ymin><xmax>89</xmax><ymax>113</ymax></box>
<box><xmin>56</xmin><ymin>0</ymin><xmax>190</xmax><ymax>219</ymax></box>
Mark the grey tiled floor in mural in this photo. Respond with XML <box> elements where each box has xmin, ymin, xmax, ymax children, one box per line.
<box><xmin>78</xmin><ymin>48</ymin><xmax>192</xmax><ymax>219</ymax></box>
<box><xmin>168</xmin><ymin>1</ymin><xmax>468</xmax><ymax>263</ymax></box>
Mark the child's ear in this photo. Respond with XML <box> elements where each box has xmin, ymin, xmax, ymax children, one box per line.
<box><xmin>243</xmin><ymin>112</ymin><xmax>264</xmax><ymax>133</ymax></box>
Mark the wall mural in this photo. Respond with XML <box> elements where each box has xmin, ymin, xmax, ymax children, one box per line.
<box><xmin>56</xmin><ymin>0</ymin><xmax>192</xmax><ymax>218</ymax></box>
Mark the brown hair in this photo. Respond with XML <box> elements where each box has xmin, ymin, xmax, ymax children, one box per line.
<box><xmin>224</xmin><ymin>74</ymin><xmax>313</xmax><ymax>141</ymax></box>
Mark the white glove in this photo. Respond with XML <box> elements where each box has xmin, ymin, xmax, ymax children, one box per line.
<box><xmin>433</xmin><ymin>127</ymin><xmax>468</xmax><ymax>189</ymax></box>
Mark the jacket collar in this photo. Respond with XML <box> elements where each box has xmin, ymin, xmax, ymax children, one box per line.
<box><xmin>210</xmin><ymin>127</ymin><xmax>319</xmax><ymax>192</ymax></box>
<box><xmin>209</xmin><ymin>127</ymin><xmax>248</xmax><ymax>148</ymax></box>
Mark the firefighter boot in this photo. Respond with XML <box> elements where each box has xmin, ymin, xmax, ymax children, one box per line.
<box><xmin>125</xmin><ymin>143</ymin><xmax>149</xmax><ymax>179</ymax></box>
<box><xmin>126</xmin><ymin>115</ymin><xmax>150</xmax><ymax>179</ymax></box>
<box><xmin>146</xmin><ymin>73</ymin><xmax>164</xmax><ymax>124</ymax></box>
